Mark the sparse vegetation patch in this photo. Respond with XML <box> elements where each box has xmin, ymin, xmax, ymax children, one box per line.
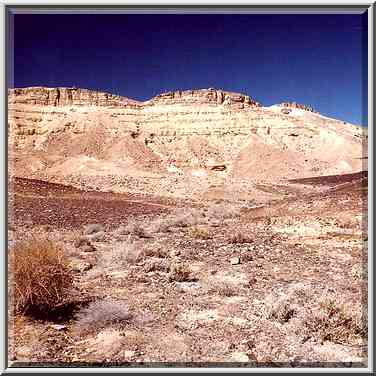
<box><xmin>74</xmin><ymin>299</ymin><xmax>132</xmax><ymax>335</ymax></box>
<box><xmin>9</xmin><ymin>237</ymin><xmax>74</xmax><ymax>316</ymax></box>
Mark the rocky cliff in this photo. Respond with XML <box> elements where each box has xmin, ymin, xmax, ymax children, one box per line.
<box><xmin>9</xmin><ymin>87</ymin><xmax>141</xmax><ymax>108</ymax></box>
<box><xmin>8</xmin><ymin>86</ymin><xmax>367</xmax><ymax>199</ymax></box>
<box><xmin>146</xmin><ymin>88</ymin><xmax>260</xmax><ymax>108</ymax></box>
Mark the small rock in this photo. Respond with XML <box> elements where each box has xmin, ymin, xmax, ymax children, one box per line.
<box><xmin>123</xmin><ymin>350</ymin><xmax>136</xmax><ymax>359</ymax></box>
<box><xmin>83</xmin><ymin>223</ymin><xmax>104</xmax><ymax>235</ymax></box>
<box><xmin>230</xmin><ymin>257</ymin><xmax>241</xmax><ymax>265</ymax></box>
<box><xmin>81</xmin><ymin>244</ymin><xmax>96</xmax><ymax>253</ymax></box>
<box><xmin>72</xmin><ymin>261</ymin><xmax>93</xmax><ymax>273</ymax></box>
<box><xmin>230</xmin><ymin>351</ymin><xmax>250</xmax><ymax>362</ymax></box>
<box><xmin>170</xmin><ymin>249</ymin><xmax>180</xmax><ymax>257</ymax></box>
<box><xmin>175</xmin><ymin>281</ymin><xmax>201</xmax><ymax>290</ymax></box>
<box><xmin>50</xmin><ymin>324</ymin><xmax>68</xmax><ymax>331</ymax></box>
<box><xmin>74</xmin><ymin>236</ymin><xmax>91</xmax><ymax>248</ymax></box>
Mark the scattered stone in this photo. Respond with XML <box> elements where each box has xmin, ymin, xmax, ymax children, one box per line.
<box><xmin>123</xmin><ymin>350</ymin><xmax>136</xmax><ymax>360</ymax></box>
<box><xmin>230</xmin><ymin>257</ymin><xmax>241</xmax><ymax>265</ymax></box>
<box><xmin>72</xmin><ymin>261</ymin><xmax>93</xmax><ymax>273</ymax></box>
<box><xmin>175</xmin><ymin>281</ymin><xmax>201</xmax><ymax>290</ymax></box>
<box><xmin>170</xmin><ymin>249</ymin><xmax>181</xmax><ymax>257</ymax></box>
<box><xmin>50</xmin><ymin>324</ymin><xmax>68</xmax><ymax>331</ymax></box>
<box><xmin>230</xmin><ymin>351</ymin><xmax>250</xmax><ymax>362</ymax></box>
<box><xmin>83</xmin><ymin>223</ymin><xmax>105</xmax><ymax>235</ymax></box>
<box><xmin>75</xmin><ymin>236</ymin><xmax>91</xmax><ymax>248</ymax></box>
<box><xmin>85</xmin><ymin>231</ymin><xmax>105</xmax><ymax>242</ymax></box>
<box><xmin>80</xmin><ymin>244</ymin><xmax>97</xmax><ymax>253</ymax></box>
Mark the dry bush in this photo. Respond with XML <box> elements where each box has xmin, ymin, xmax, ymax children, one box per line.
<box><xmin>204</xmin><ymin>279</ymin><xmax>238</xmax><ymax>297</ymax></box>
<box><xmin>85</xmin><ymin>231</ymin><xmax>105</xmax><ymax>242</ymax></box>
<box><xmin>99</xmin><ymin>239</ymin><xmax>144</xmax><ymax>269</ymax></box>
<box><xmin>115</xmin><ymin>220</ymin><xmax>150</xmax><ymax>238</ymax></box>
<box><xmin>168</xmin><ymin>262</ymin><xmax>194</xmax><ymax>282</ymax></box>
<box><xmin>171</xmin><ymin>208</ymin><xmax>201</xmax><ymax>228</ymax></box>
<box><xmin>228</xmin><ymin>232</ymin><xmax>253</xmax><ymax>244</ymax></box>
<box><xmin>83</xmin><ymin>223</ymin><xmax>104</xmax><ymax>235</ymax></box>
<box><xmin>265</xmin><ymin>285</ymin><xmax>367</xmax><ymax>344</ymax></box>
<box><xmin>144</xmin><ymin>259</ymin><xmax>171</xmax><ymax>273</ymax></box>
<box><xmin>188</xmin><ymin>227</ymin><xmax>212</xmax><ymax>240</ymax></box>
<box><xmin>74</xmin><ymin>298</ymin><xmax>132</xmax><ymax>335</ymax></box>
<box><xmin>143</xmin><ymin>245</ymin><xmax>169</xmax><ymax>258</ymax></box>
<box><xmin>302</xmin><ymin>299</ymin><xmax>367</xmax><ymax>344</ymax></box>
<box><xmin>9</xmin><ymin>237</ymin><xmax>74</xmax><ymax>315</ymax></box>
<box><xmin>149</xmin><ymin>217</ymin><xmax>172</xmax><ymax>234</ymax></box>
<box><xmin>265</xmin><ymin>283</ymin><xmax>313</xmax><ymax>323</ymax></box>
<box><xmin>149</xmin><ymin>208</ymin><xmax>204</xmax><ymax>233</ymax></box>
<box><xmin>206</xmin><ymin>202</ymin><xmax>241</xmax><ymax>224</ymax></box>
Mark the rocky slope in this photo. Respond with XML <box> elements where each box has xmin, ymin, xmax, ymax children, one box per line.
<box><xmin>8</xmin><ymin>87</ymin><xmax>367</xmax><ymax>200</ymax></box>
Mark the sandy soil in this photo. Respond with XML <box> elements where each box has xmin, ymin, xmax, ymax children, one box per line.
<box><xmin>7</xmin><ymin>171</ymin><xmax>368</xmax><ymax>368</ymax></box>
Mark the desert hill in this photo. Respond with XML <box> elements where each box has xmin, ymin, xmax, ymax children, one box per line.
<box><xmin>8</xmin><ymin>87</ymin><xmax>368</xmax><ymax>365</ymax></box>
<box><xmin>8</xmin><ymin>87</ymin><xmax>367</xmax><ymax>201</ymax></box>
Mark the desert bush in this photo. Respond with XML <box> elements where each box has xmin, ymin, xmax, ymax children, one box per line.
<box><xmin>149</xmin><ymin>217</ymin><xmax>172</xmax><ymax>233</ymax></box>
<box><xmin>9</xmin><ymin>237</ymin><xmax>74</xmax><ymax>315</ymax></box>
<box><xmin>74</xmin><ymin>298</ymin><xmax>132</xmax><ymax>334</ymax></box>
<box><xmin>99</xmin><ymin>239</ymin><xmax>144</xmax><ymax>269</ymax></box>
<box><xmin>206</xmin><ymin>202</ymin><xmax>241</xmax><ymax>224</ymax></box>
<box><xmin>266</xmin><ymin>285</ymin><xmax>367</xmax><ymax>344</ymax></box>
<box><xmin>83</xmin><ymin>223</ymin><xmax>104</xmax><ymax>235</ymax></box>
<box><xmin>85</xmin><ymin>231</ymin><xmax>105</xmax><ymax>242</ymax></box>
<box><xmin>168</xmin><ymin>262</ymin><xmax>194</xmax><ymax>282</ymax></box>
<box><xmin>144</xmin><ymin>259</ymin><xmax>171</xmax><ymax>273</ymax></box>
<box><xmin>143</xmin><ymin>245</ymin><xmax>169</xmax><ymax>258</ymax></box>
<box><xmin>302</xmin><ymin>299</ymin><xmax>367</xmax><ymax>344</ymax></box>
<box><xmin>228</xmin><ymin>232</ymin><xmax>253</xmax><ymax>244</ymax></box>
<box><xmin>115</xmin><ymin>220</ymin><xmax>150</xmax><ymax>238</ymax></box>
<box><xmin>265</xmin><ymin>283</ymin><xmax>312</xmax><ymax>323</ymax></box>
<box><xmin>149</xmin><ymin>208</ymin><xmax>203</xmax><ymax>233</ymax></box>
<box><xmin>188</xmin><ymin>227</ymin><xmax>212</xmax><ymax>240</ymax></box>
<box><xmin>171</xmin><ymin>209</ymin><xmax>201</xmax><ymax>228</ymax></box>
<box><xmin>204</xmin><ymin>279</ymin><xmax>238</xmax><ymax>297</ymax></box>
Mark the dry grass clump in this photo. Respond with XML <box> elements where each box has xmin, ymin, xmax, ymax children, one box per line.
<box><xmin>149</xmin><ymin>208</ymin><xmax>204</xmax><ymax>233</ymax></box>
<box><xmin>82</xmin><ymin>224</ymin><xmax>105</xmax><ymax>242</ymax></box>
<box><xmin>143</xmin><ymin>245</ymin><xmax>169</xmax><ymax>258</ymax></box>
<box><xmin>9</xmin><ymin>237</ymin><xmax>74</xmax><ymax>316</ymax></box>
<box><xmin>149</xmin><ymin>217</ymin><xmax>172</xmax><ymax>233</ymax></box>
<box><xmin>83</xmin><ymin>223</ymin><xmax>104</xmax><ymax>235</ymax></box>
<box><xmin>148</xmin><ymin>203</ymin><xmax>240</xmax><ymax>234</ymax></box>
<box><xmin>228</xmin><ymin>232</ymin><xmax>253</xmax><ymax>244</ymax></box>
<box><xmin>206</xmin><ymin>202</ymin><xmax>241</xmax><ymax>225</ymax></box>
<box><xmin>74</xmin><ymin>299</ymin><xmax>132</xmax><ymax>335</ymax></box>
<box><xmin>168</xmin><ymin>262</ymin><xmax>194</xmax><ymax>282</ymax></box>
<box><xmin>144</xmin><ymin>259</ymin><xmax>171</xmax><ymax>273</ymax></box>
<box><xmin>265</xmin><ymin>284</ymin><xmax>367</xmax><ymax>344</ymax></box>
<box><xmin>170</xmin><ymin>208</ymin><xmax>202</xmax><ymax>228</ymax></box>
<box><xmin>99</xmin><ymin>238</ymin><xmax>144</xmax><ymax>269</ymax></box>
<box><xmin>115</xmin><ymin>220</ymin><xmax>150</xmax><ymax>238</ymax></box>
<box><xmin>204</xmin><ymin>279</ymin><xmax>238</xmax><ymax>297</ymax></box>
<box><xmin>188</xmin><ymin>227</ymin><xmax>212</xmax><ymax>240</ymax></box>
<box><xmin>265</xmin><ymin>283</ymin><xmax>313</xmax><ymax>323</ymax></box>
<box><xmin>302</xmin><ymin>299</ymin><xmax>367</xmax><ymax>344</ymax></box>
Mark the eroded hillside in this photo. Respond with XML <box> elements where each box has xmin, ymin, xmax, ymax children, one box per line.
<box><xmin>8</xmin><ymin>87</ymin><xmax>367</xmax><ymax>201</ymax></box>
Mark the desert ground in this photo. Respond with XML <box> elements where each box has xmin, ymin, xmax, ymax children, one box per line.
<box><xmin>8</xmin><ymin>87</ymin><xmax>368</xmax><ymax>367</ymax></box>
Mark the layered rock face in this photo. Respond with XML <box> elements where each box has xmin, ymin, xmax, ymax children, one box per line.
<box><xmin>146</xmin><ymin>88</ymin><xmax>260</xmax><ymax>108</ymax></box>
<box><xmin>9</xmin><ymin>87</ymin><xmax>141</xmax><ymax>108</ymax></box>
<box><xmin>8</xmin><ymin>87</ymin><xmax>367</xmax><ymax>199</ymax></box>
<box><xmin>279</xmin><ymin>102</ymin><xmax>317</xmax><ymax>113</ymax></box>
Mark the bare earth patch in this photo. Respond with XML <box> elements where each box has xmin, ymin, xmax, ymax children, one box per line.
<box><xmin>8</xmin><ymin>173</ymin><xmax>368</xmax><ymax>368</ymax></box>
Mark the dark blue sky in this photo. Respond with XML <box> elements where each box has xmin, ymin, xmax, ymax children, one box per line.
<box><xmin>11</xmin><ymin>13</ymin><xmax>367</xmax><ymax>125</ymax></box>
